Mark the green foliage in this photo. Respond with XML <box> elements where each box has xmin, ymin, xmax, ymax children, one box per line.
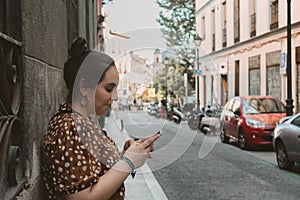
<box><xmin>155</xmin><ymin>0</ymin><xmax>196</xmax><ymax>99</ymax></box>
<box><xmin>156</xmin><ymin>0</ymin><xmax>196</xmax><ymax>62</ymax></box>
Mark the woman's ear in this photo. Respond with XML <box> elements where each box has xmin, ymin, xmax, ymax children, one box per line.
<box><xmin>79</xmin><ymin>79</ymin><xmax>90</xmax><ymax>96</ymax></box>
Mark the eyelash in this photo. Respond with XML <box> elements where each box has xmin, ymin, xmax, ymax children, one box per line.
<box><xmin>105</xmin><ymin>87</ymin><xmax>114</xmax><ymax>93</ymax></box>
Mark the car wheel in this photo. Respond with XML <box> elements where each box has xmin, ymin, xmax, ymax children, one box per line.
<box><xmin>276</xmin><ymin>141</ymin><xmax>294</xmax><ymax>170</ymax></box>
<box><xmin>220</xmin><ymin>126</ymin><xmax>229</xmax><ymax>143</ymax></box>
<box><xmin>238</xmin><ymin>129</ymin><xmax>247</xmax><ymax>150</ymax></box>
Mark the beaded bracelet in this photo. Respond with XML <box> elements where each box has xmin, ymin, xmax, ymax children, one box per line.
<box><xmin>121</xmin><ymin>156</ymin><xmax>137</xmax><ymax>178</ymax></box>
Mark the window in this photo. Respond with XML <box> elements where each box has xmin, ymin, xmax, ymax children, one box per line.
<box><xmin>234</xmin><ymin>0</ymin><xmax>240</xmax><ymax>43</ymax></box>
<box><xmin>222</xmin><ymin>1</ymin><xmax>227</xmax><ymax>47</ymax></box>
<box><xmin>270</xmin><ymin>0</ymin><xmax>278</xmax><ymax>30</ymax></box>
<box><xmin>212</xmin><ymin>9</ymin><xmax>216</xmax><ymax>51</ymax></box>
<box><xmin>266</xmin><ymin>51</ymin><xmax>281</xmax><ymax>98</ymax></box>
<box><xmin>235</xmin><ymin>60</ymin><xmax>240</xmax><ymax>96</ymax></box>
<box><xmin>232</xmin><ymin>100</ymin><xmax>241</xmax><ymax>113</ymax></box>
<box><xmin>250</xmin><ymin>0</ymin><xmax>256</xmax><ymax>37</ymax></box>
<box><xmin>227</xmin><ymin>99</ymin><xmax>235</xmax><ymax>112</ymax></box>
<box><xmin>201</xmin><ymin>16</ymin><xmax>206</xmax><ymax>39</ymax></box>
<box><xmin>292</xmin><ymin>115</ymin><xmax>300</xmax><ymax>127</ymax></box>
<box><xmin>248</xmin><ymin>55</ymin><xmax>261</xmax><ymax>95</ymax></box>
<box><xmin>266</xmin><ymin>65</ymin><xmax>280</xmax><ymax>97</ymax></box>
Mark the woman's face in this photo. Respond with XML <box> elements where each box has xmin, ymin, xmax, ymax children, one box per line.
<box><xmin>89</xmin><ymin>66</ymin><xmax>119</xmax><ymax>115</ymax></box>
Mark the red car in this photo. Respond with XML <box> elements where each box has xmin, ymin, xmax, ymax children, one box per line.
<box><xmin>220</xmin><ymin>96</ymin><xmax>286</xmax><ymax>149</ymax></box>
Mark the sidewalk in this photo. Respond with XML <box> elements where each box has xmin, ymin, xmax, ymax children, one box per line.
<box><xmin>104</xmin><ymin>116</ymin><xmax>168</xmax><ymax>200</ymax></box>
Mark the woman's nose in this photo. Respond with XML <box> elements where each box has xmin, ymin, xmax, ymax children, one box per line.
<box><xmin>111</xmin><ymin>88</ymin><xmax>118</xmax><ymax>101</ymax></box>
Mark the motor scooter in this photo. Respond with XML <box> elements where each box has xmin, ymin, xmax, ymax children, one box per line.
<box><xmin>172</xmin><ymin>107</ymin><xmax>185</xmax><ymax>124</ymax></box>
<box><xmin>199</xmin><ymin>104</ymin><xmax>223</xmax><ymax>135</ymax></box>
<box><xmin>147</xmin><ymin>102</ymin><xmax>160</xmax><ymax>118</ymax></box>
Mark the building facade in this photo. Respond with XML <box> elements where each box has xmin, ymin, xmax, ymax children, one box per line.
<box><xmin>195</xmin><ymin>0</ymin><xmax>300</xmax><ymax>113</ymax></box>
<box><xmin>0</xmin><ymin>0</ymin><xmax>101</xmax><ymax>199</ymax></box>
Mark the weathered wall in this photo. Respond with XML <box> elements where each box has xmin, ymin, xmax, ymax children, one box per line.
<box><xmin>14</xmin><ymin>0</ymin><xmax>98</xmax><ymax>199</ymax></box>
<box><xmin>18</xmin><ymin>0</ymin><xmax>68</xmax><ymax>199</ymax></box>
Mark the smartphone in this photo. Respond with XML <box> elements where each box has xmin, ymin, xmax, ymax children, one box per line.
<box><xmin>155</xmin><ymin>130</ymin><xmax>162</xmax><ymax>135</ymax></box>
<box><xmin>133</xmin><ymin>130</ymin><xmax>162</xmax><ymax>141</ymax></box>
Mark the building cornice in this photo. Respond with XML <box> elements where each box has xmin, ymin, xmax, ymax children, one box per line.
<box><xmin>200</xmin><ymin>21</ymin><xmax>300</xmax><ymax>59</ymax></box>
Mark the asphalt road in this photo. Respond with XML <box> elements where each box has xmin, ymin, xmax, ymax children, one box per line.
<box><xmin>117</xmin><ymin>110</ymin><xmax>300</xmax><ymax>200</ymax></box>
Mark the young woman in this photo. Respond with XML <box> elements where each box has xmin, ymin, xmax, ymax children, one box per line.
<box><xmin>41</xmin><ymin>37</ymin><xmax>160</xmax><ymax>200</ymax></box>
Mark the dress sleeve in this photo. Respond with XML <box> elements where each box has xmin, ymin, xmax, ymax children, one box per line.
<box><xmin>42</xmin><ymin>115</ymin><xmax>103</xmax><ymax>196</ymax></box>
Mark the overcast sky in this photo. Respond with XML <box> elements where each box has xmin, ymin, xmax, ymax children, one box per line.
<box><xmin>103</xmin><ymin>0</ymin><xmax>167</xmax><ymax>63</ymax></box>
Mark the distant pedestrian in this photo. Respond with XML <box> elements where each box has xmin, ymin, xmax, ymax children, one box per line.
<box><xmin>137</xmin><ymin>98</ymin><xmax>142</xmax><ymax>111</ymax></box>
<box><xmin>41</xmin><ymin>37</ymin><xmax>160</xmax><ymax>200</ymax></box>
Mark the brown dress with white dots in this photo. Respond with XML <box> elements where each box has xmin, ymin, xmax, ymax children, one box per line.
<box><xmin>42</xmin><ymin>104</ymin><xmax>125</xmax><ymax>199</ymax></box>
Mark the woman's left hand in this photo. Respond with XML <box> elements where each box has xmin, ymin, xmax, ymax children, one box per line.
<box><xmin>123</xmin><ymin>139</ymin><xmax>134</xmax><ymax>151</ymax></box>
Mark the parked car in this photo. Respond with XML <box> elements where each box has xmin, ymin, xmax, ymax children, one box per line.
<box><xmin>220</xmin><ymin>96</ymin><xmax>286</xmax><ymax>149</ymax></box>
<box><xmin>273</xmin><ymin>113</ymin><xmax>300</xmax><ymax>170</ymax></box>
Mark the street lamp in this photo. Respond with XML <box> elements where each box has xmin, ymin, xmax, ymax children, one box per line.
<box><xmin>163</xmin><ymin>57</ymin><xmax>169</xmax><ymax>118</ymax></box>
<box><xmin>286</xmin><ymin>0</ymin><xmax>294</xmax><ymax>116</ymax></box>
<box><xmin>194</xmin><ymin>34</ymin><xmax>202</xmax><ymax>111</ymax></box>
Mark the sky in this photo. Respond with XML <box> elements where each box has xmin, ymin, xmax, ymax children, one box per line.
<box><xmin>103</xmin><ymin>0</ymin><xmax>167</xmax><ymax>64</ymax></box>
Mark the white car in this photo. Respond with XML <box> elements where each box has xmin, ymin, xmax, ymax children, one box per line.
<box><xmin>273</xmin><ymin>113</ymin><xmax>300</xmax><ymax>170</ymax></box>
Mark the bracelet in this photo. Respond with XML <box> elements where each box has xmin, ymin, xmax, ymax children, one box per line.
<box><xmin>121</xmin><ymin>156</ymin><xmax>137</xmax><ymax>178</ymax></box>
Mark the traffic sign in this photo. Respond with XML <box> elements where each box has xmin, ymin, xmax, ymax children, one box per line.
<box><xmin>194</xmin><ymin>69</ymin><xmax>202</xmax><ymax>76</ymax></box>
<box><xmin>280</xmin><ymin>52</ymin><xmax>286</xmax><ymax>75</ymax></box>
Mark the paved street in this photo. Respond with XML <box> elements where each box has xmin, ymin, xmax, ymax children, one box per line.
<box><xmin>111</xmin><ymin>110</ymin><xmax>300</xmax><ymax>200</ymax></box>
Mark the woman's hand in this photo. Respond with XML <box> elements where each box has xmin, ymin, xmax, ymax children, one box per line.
<box><xmin>123</xmin><ymin>139</ymin><xmax>134</xmax><ymax>151</ymax></box>
<box><xmin>122</xmin><ymin>134</ymin><xmax>160</xmax><ymax>169</ymax></box>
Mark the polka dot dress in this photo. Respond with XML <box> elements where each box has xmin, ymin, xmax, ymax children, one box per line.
<box><xmin>41</xmin><ymin>104</ymin><xmax>125</xmax><ymax>199</ymax></box>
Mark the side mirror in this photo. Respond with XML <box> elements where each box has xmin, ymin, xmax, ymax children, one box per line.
<box><xmin>233</xmin><ymin>110</ymin><xmax>240</xmax><ymax>116</ymax></box>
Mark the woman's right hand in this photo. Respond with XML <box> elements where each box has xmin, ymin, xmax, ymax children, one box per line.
<box><xmin>122</xmin><ymin>133</ymin><xmax>160</xmax><ymax>169</ymax></box>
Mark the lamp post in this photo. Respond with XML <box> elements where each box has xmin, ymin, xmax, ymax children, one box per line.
<box><xmin>194</xmin><ymin>34</ymin><xmax>202</xmax><ymax>111</ymax></box>
<box><xmin>163</xmin><ymin>57</ymin><xmax>169</xmax><ymax>118</ymax></box>
<box><xmin>286</xmin><ymin>0</ymin><xmax>294</xmax><ymax>116</ymax></box>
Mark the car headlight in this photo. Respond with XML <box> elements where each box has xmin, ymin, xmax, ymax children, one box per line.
<box><xmin>246</xmin><ymin>118</ymin><xmax>265</xmax><ymax>128</ymax></box>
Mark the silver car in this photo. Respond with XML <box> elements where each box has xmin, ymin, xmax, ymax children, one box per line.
<box><xmin>273</xmin><ymin>113</ymin><xmax>300</xmax><ymax>170</ymax></box>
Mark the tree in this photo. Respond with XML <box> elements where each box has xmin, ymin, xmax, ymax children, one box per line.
<box><xmin>156</xmin><ymin>0</ymin><xmax>196</xmax><ymax>91</ymax></box>
<box><xmin>156</xmin><ymin>0</ymin><xmax>196</xmax><ymax>66</ymax></box>
<box><xmin>153</xmin><ymin>60</ymin><xmax>186</xmax><ymax>103</ymax></box>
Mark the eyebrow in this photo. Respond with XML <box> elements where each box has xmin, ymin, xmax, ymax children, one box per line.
<box><xmin>104</xmin><ymin>83</ymin><xmax>117</xmax><ymax>87</ymax></box>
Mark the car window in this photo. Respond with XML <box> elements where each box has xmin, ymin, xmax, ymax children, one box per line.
<box><xmin>291</xmin><ymin>115</ymin><xmax>300</xmax><ymax>127</ymax></box>
<box><xmin>225</xmin><ymin>99</ymin><xmax>234</xmax><ymax>111</ymax></box>
<box><xmin>243</xmin><ymin>99</ymin><xmax>260</xmax><ymax>114</ymax></box>
<box><xmin>257</xmin><ymin>98</ymin><xmax>285</xmax><ymax>113</ymax></box>
<box><xmin>243</xmin><ymin>103</ymin><xmax>259</xmax><ymax>114</ymax></box>
<box><xmin>232</xmin><ymin>100</ymin><xmax>240</xmax><ymax>112</ymax></box>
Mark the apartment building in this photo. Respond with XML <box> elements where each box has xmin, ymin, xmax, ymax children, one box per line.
<box><xmin>195</xmin><ymin>0</ymin><xmax>300</xmax><ymax>112</ymax></box>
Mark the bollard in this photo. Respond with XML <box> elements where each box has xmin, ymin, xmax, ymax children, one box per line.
<box><xmin>120</xmin><ymin>119</ymin><xmax>124</xmax><ymax>131</ymax></box>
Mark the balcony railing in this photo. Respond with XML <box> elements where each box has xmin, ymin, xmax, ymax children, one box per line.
<box><xmin>270</xmin><ymin>21</ymin><xmax>278</xmax><ymax>30</ymax></box>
